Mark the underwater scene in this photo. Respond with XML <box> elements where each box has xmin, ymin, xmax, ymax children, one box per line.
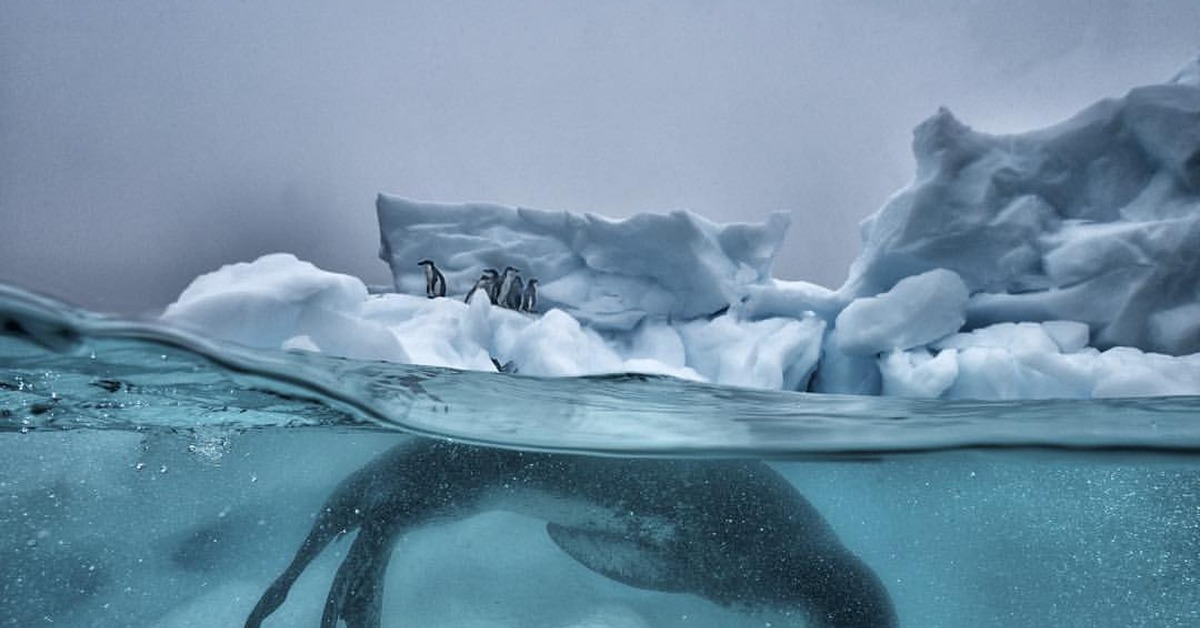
<box><xmin>7</xmin><ymin>4</ymin><xmax>1200</xmax><ymax>626</ymax></box>
<box><xmin>3</xmin><ymin>286</ymin><xmax>1198</xmax><ymax>628</ymax></box>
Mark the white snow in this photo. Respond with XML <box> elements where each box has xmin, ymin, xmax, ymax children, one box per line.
<box><xmin>163</xmin><ymin>252</ymin><xmax>821</xmax><ymax>386</ymax></box>
<box><xmin>162</xmin><ymin>253</ymin><xmax>409</xmax><ymax>363</ymax></box>
<box><xmin>162</xmin><ymin>58</ymin><xmax>1200</xmax><ymax>400</ymax></box>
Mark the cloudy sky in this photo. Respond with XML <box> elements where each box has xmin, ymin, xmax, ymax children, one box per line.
<box><xmin>3</xmin><ymin>1</ymin><xmax>1198</xmax><ymax>314</ymax></box>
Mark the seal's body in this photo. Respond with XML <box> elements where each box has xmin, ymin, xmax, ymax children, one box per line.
<box><xmin>245</xmin><ymin>439</ymin><xmax>897</xmax><ymax>628</ymax></box>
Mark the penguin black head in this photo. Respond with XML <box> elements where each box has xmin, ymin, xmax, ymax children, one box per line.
<box><xmin>417</xmin><ymin>259</ymin><xmax>434</xmax><ymax>267</ymax></box>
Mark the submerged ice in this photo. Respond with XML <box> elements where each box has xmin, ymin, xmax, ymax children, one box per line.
<box><xmin>161</xmin><ymin>57</ymin><xmax>1200</xmax><ymax>400</ymax></box>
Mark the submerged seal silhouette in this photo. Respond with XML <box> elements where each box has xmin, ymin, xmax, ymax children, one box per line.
<box><xmin>245</xmin><ymin>439</ymin><xmax>898</xmax><ymax>628</ymax></box>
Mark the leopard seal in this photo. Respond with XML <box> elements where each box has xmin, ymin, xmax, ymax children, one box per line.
<box><xmin>245</xmin><ymin>439</ymin><xmax>897</xmax><ymax>628</ymax></box>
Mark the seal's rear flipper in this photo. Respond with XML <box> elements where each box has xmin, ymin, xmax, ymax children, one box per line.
<box><xmin>320</xmin><ymin>523</ymin><xmax>397</xmax><ymax>628</ymax></box>
<box><xmin>545</xmin><ymin>523</ymin><xmax>690</xmax><ymax>594</ymax></box>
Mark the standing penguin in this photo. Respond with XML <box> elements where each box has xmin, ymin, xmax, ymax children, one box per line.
<box><xmin>482</xmin><ymin>268</ymin><xmax>501</xmax><ymax>304</ymax></box>
<box><xmin>507</xmin><ymin>274</ymin><xmax>524</xmax><ymax>310</ymax></box>
<box><xmin>519</xmin><ymin>278</ymin><xmax>538</xmax><ymax>313</ymax></box>
<box><xmin>417</xmin><ymin>260</ymin><xmax>446</xmax><ymax>298</ymax></box>
<box><xmin>464</xmin><ymin>272</ymin><xmax>496</xmax><ymax>305</ymax></box>
<box><xmin>496</xmin><ymin>266</ymin><xmax>524</xmax><ymax>310</ymax></box>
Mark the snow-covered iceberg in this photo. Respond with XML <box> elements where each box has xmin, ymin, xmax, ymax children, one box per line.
<box><xmin>843</xmin><ymin>63</ymin><xmax>1200</xmax><ymax>356</ymax></box>
<box><xmin>376</xmin><ymin>196</ymin><xmax>790</xmax><ymax>331</ymax></box>
<box><xmin>162</xmin><ymin>57</ymin><xmax>1200</xmax><ymax>399</ymax></box>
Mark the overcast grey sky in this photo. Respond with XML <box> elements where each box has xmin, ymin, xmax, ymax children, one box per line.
<box><xmin>2</xmin><ymin>1</ymin><xmax>1198</xmax><ymax>314</ymax></box>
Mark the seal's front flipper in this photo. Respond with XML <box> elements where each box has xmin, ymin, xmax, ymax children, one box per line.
<box><xmin>545</xmin><ymin>523</ymin><xmax>691</xmax><ymax>594</ymax></box>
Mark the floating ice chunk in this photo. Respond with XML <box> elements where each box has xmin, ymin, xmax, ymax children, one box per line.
<box><xmin>835</xmin><ymin>269</ymin><xmax>968</xmax><ymax>356</ymax></box>
<box><xmin>936</xmin><ymin>322</ymin><xmax>1062</xmax><ymax>354</ymax></box>
<box><xmin>622</xmin><ymin>322</ymin><xmax>687</xmax><ymax>368</ymax></box>
<box><xmin>1093</xmin><ymin>347</ymin><xmax>1200</xmax><ymax>397</ymax></box>
<box><xmin>947</xmin><ymin>347</ymin><xmax>1038</xmax><ymax>400</ymax></box>
<box><xmin>162</xmin><ymin>253</ymin><xmax>408</xmax><ymax>362</ymax></box>
<box><xmin>738</xmin><ymin>278</ymin><xmax>845</xmax><ymax>321</ymax></box>
<box><xmin>810</xmin><ymin>329</ymin><xmax>883</xmax><ymax>396</ymax></box>
<box><xmin>678</xmin><ymin>313</ymin><xmax>825</xmax><ymax>391</ymax></box>
<box><xmin>879</xmin><ymin>348</ymin><xmax>958</xmax><ymax>398</ymax></box>
<box><xmin>879</xmin><ymin>320</ymin><xmax>1200</xmax><ymax>399</ymax></box>
<box><xmin>1040</xmin><ymin>320</ymin><xmax>1090</xmax><ymax>354</ymax></box>
<box><xmin>500</xmin><ymin>309</ymin><xmax>623</xmax><ymax>377</ymax></box>
<box><xmin>357</xmin><ymin>293</ymin><xmax>495</xmax><ymax>371</ymax></box>
<box><xmin>929</xmin><ymin>322</ymin><xmax>1098</xmax><ymax>399</ymax></box>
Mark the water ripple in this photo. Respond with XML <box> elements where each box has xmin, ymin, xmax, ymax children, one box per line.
<box><xmin>2</xmin><ymin>284</ymin><xmax>1199</xmax><ymax>455</ymax></box>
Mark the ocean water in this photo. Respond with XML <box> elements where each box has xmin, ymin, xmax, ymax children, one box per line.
<box><xmin>2</xmin><ymin>284</ymin><xmax>1198</xmax><ymax>627</ymax></box>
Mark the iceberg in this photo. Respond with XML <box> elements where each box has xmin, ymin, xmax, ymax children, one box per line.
<box><xmin>843</xmin><ymin>58</ymin><xmax>1200</xmax><ymax>356</ymax></box>
<box><xmin>162</xmin><ymin>57</ymin><xmax>1200</xmax><ymax>400</ymax></box>
<box><xmin>376</xmin><ymin>196</ymin><xmax>790</xmax><ymax>331</ymax></box>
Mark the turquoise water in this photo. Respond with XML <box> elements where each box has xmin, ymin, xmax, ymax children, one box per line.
<box><xmin>2</xmin><ymin>284</ymin><xmax>1199</xmax><ymax>627</ymax></box>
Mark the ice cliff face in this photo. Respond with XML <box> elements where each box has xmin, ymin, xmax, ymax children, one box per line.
<box><xmin>843</xmin><ymin>56</ymin><xmax>1200</xmax><ymax>355</ymax></box>
<box><xmin>377</xmin><ymin>196</ymin><xmax>789</xmax><ymax>331</ymax></box>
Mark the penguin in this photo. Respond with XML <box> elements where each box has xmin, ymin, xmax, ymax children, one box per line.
<box><xmin>489</xmin><ymin>357</ymin><xmax>518</xmax><ymax>373</ymax></box>
<box><xmin>496</xmin><ymin>266</ymin><xmax>523</xmax><ymax>310</ymax></box>
<box><xmin>416</xmin><ymin>260</ymin><xmax>446</xmax><ymax>299</ymax></box>
<box><xmin>482</xmin><ymin>268</ymin><xmax>501</xmax><ymax>304</ymax></box>
<box><xmin>519</xmin><ymin>278</ymin><xmax>538</xmax><ymax>313</ymax></box>
<box><xmin>507</xmin><ymin>274</ymin><xmax>524</xmax><ymax>310</ymax></box>
<box><xmin>464</xmin><ymin>273</ymin><xmax>495</xmax><ymax>305</ymax></box>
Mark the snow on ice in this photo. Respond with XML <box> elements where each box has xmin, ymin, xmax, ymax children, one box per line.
<box><xmin>161</xmin><ymin>57</ymin><xmax>1200</xmax><ymax>399</ymax></box>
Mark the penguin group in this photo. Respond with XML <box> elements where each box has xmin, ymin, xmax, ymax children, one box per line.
<box><xmin>417</xmin><ymin>260</ymin><xmax>537</xmax><ymax>313</ymax></box>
